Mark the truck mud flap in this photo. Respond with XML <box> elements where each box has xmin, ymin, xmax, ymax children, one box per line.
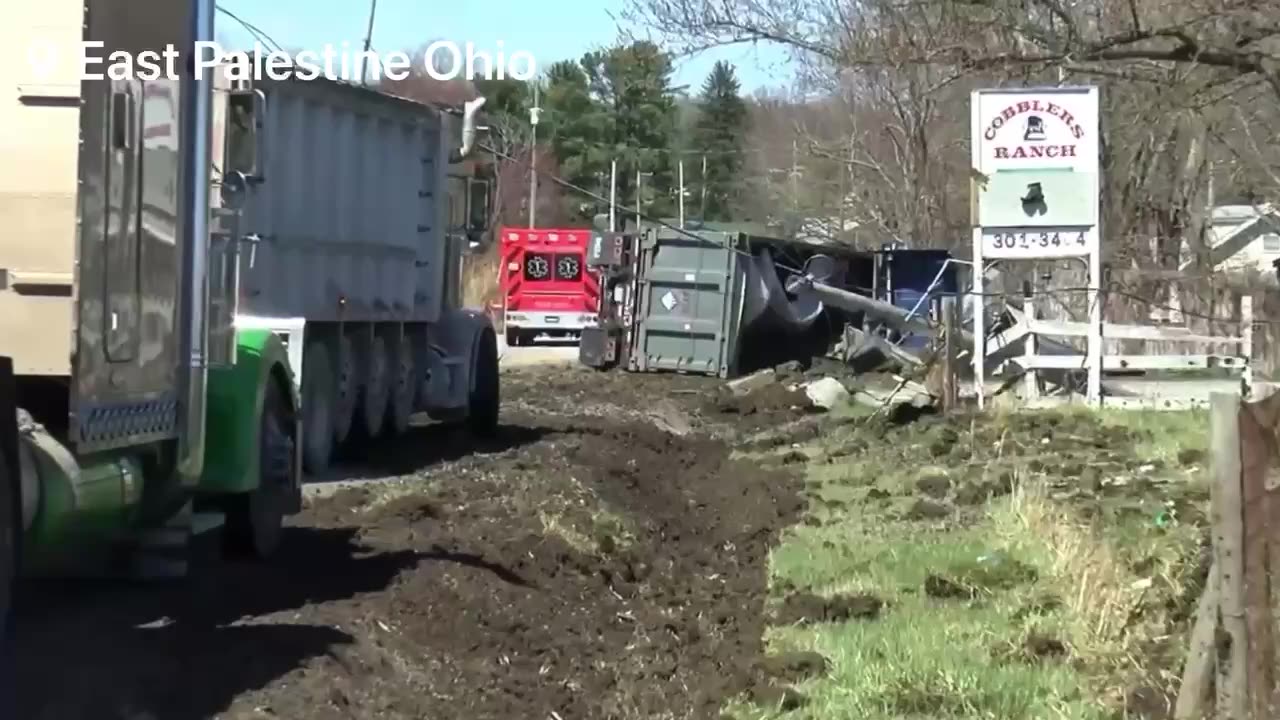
<box><xmin>579</xmin><ymin>328</ymin><xmax>618</xmax><ymax>369</ymax></box>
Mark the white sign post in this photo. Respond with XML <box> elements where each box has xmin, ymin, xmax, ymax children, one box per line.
<box><xmin>970</xmin><ymin>86</ymin><xmax>1102</xmax><ymax>409</ymax></box>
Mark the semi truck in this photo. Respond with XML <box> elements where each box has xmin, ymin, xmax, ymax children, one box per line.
<box><xmin>0</xmin><ymin>0</ymin><xmax>498</xmax><ymax>635</ymax></box>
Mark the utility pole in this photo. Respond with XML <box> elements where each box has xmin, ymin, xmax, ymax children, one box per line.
<box><xmin>527</xmin><ymin>83</ymin><xmax>540</xmax><ymax>228</ymax></box>
<box><xmin>837</xmin><ymin>141</ymin><xmax>846</xmax><ymax>244</ymax></box>
<box><xmin>700</xmin><ymin>154</ymin><xmax>707</xmax><ymax>219</ymax></box>
<box><xmin>791</xmin><ymin>139</ymin><xmax>799</xmax><ymax>213</ymax></box>
<box><xmin>636</xmin><ymin>170</ymin><xmax>642</xmax><ymax>229</ymax></box>
<box><xmin>609</xmin><ymin>159</ymin><xmax>617</xmax><ymax>231</ymax></box>
<box><xmin>636</xmin><ymin>170</ymin><xmax>652</xmax><ymax>230</ymax></box>
<box><xmin>678</xmin><ymin>159</ymin><xmax>685</xmax><ymax>228</ymax></box>
<box><xmin>788</xmin><ymin>139</ymin><xmax>800</xmax><ymax>234</ymax></box>
<box><xmin>360</xmin><ymin>0</ymin><xmax>378</xmax><ymax>84</ymax></box>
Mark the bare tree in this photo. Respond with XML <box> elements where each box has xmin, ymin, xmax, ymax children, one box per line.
<box><xmin>623</xmin><ymin>0</ymin><xmax>1280</xmax><ymax>272</ymax></box>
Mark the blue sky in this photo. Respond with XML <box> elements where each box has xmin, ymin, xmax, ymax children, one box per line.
<box><xmin>215</xmin><ymin>0</ymin><xmax>795</xmax><ymax>94</ymax></box>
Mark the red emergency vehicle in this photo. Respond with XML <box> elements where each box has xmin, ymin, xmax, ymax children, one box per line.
<box><xmin>498</xmin><ymin>227</ymin><xmax>600</xmax><ymax>345</ymax></box>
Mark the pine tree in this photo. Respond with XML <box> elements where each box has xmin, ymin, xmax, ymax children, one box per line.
<box><xmin>691</xmin><ymin>61</ymin><xmax>748</xmax><ymax>221</ymax></box>
<box><xmin>542</xmin><ymin>60</ymin><xmax>611</xmax><ymax>222</ymax></box>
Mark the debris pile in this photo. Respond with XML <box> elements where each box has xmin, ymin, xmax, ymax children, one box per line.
<box><xmin>721</xmin><ymin>347</ymin><xmax>941</xmax><ymax>422</ymax></box>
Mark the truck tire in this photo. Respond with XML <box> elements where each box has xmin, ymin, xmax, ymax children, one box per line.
<box><xmin>467</xmin><ymin>329</ymin><xmax>500</xmax><ymax>437</ymax></box>
<box><xmin>359</xmin><ymin>334</ymin><xmax>390</xmax><ymax>439</ymax></box>
<box><xmin>332</xmin><ymin>334</ymin><xmax>356</xmax><ymax>444</ymax></box>
<box><xmin>387</xmin><ymin>336</ymin><xmax>414</xmax><ymax>436</ymax></box>
<box><xmin>300</xmin><ymin>341</ymin><xmax>334</xmax><ymax>474</ymax></box>
<box><xmin>226</xmin><ymin>379</ymin><xmax>294</xmax><ymax>559</ymax></box>
<box><xmin>0</xmin><ymin>445</ymin><xmax>15</xmax><ymax>649</ymax></box>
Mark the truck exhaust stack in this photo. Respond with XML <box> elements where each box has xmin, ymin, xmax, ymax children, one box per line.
<box><xmin>451</xmin><ymin>97</ymin><xmax>487</xmax><ymax>162</ymax></box>
<box><xmin>177</xmin><ymin>0</ymin><xmax>217</xmax><ymax>487</ymax></box>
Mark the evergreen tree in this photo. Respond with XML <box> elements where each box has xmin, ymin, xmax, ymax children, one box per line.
<box><xmin>541</xmin><ymin>60</ymin><xmax>612</xmax><ymax>222</ymax></box>
<box><xmin>580</xmin><ymin>41</ymin><xmax>680</xmax><ymax>220</ymax></box>
<box><xmin>530</xmin><ymin>43</ymin><xmax>680</xmax><ymax>224</ymax></box>
<box><xmin>691</xmin><ymin>61</ymin><xmax>749</xmax><ymax>221</ymax></box>
<box><xmin>471</xmin><ymin>76</ymin><xmax>529</xmax><ymax>120</ymax></box>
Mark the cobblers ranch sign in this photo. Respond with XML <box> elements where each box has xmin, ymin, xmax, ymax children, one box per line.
<box><xmin>974</xmin><ymin>88</ymin><xmax>1098</xmax><ymax>172</ymax></box>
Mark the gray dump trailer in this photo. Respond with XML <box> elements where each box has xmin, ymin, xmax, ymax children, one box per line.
<box><xmin>212</xmin><ymin>67</ymin><xmax>499</xmax><ymax>474</ymax></box>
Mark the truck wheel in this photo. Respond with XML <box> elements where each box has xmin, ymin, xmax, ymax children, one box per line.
<box><xmin>387</xmin><ymin>337</ymin><xmax>414</xmax><ymax>436</ymax></box>
<box><xmin>226</xmin><ymin>380</ymin><xmax>294</xmax><ymax>559</ymax></box>
<box><xmin>0</xmin><ymin>444</ymin><xmax>12</xmax><ymax>716</ymax></box>
<box><xmin>0</xmin><ymin>445</ymin><xmax>15</xmax><ymax>645</ymax></box>
<box><xmin>467</xmin><ymin>329</ymin><xmax>500</xmax><ymax>437</ymax></box>
<box><xmin>359</xmin><ymin>335</ymin><xmax>390</xmax><ymax>439</ymax></box>
<box><xmin>300</xmin><ymin>341</ymin><xmax>334</xmax><ymax>474</ymax></box>
<box><xmin>332</xmin><ymin>334</ymin><xmax>356</xmax><ymax>444</ymax></box>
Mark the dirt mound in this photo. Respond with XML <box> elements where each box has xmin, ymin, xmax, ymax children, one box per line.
<box><xmin>15</xmin><ymin>367</ymin><xmax>806</xmax><ymax>720</ymax></box>
<box><xmin>775</xmin><ymin>592</ymin><xmax>883</xmax><ymax>625</ymax></box>
<box><xmin>707</xmin><ymin>384</ymin><xmax>820</xmax><ymax>438</ymax></box>
<box><xmin>757</xmin><ymin>651</ymin><xmax>830</xmax><ymax>682</ymax></box>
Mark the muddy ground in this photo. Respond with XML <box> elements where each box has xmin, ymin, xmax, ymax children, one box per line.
<box><xmin>14</xmin><ymin>364</ymin><xmax>812</xmax><ymax>720</ymax></box>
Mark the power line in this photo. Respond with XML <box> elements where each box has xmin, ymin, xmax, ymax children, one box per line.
<box><xmin>214</xmin><ymin>6</ymin><xmax>284</xmax><ymax>53</ymax></box>
<box><xmin>359</xmin><ymin>0</ymin><xmax>378</xmax><ymax>84</ymax></box>
<box><xmin>481</xmin><ymin>138</ymin><xmax>1279</xmax><ymax>325</ymax></box>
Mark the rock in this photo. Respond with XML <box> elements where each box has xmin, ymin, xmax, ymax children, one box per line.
<box><xmin>851</xmin><ymin>375</ymin><xmax>936</xmax><ymax>414</ymax></box>
<box><xmin>774</xmin><ymin>360</ymin><xmax>806</xmax><ymax>380</ymax></box>
<box><xmin>727</xmin><ymin>369</ymin><xmax>777</xmax><ymax>397</ymax></box>
<box><xmin>804</xmin><ymin>377</ymin><xmax>850</xmax><ymax>410</ymax></box>
<box><xmin>644</xmin><ymin>399</ymin><xmax>693</xmax><ymax>436</ymax></box>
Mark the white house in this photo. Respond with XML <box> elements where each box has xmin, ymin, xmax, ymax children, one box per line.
<box><xmin>1201</xmin><ymin>203</ymin><xmax>1280</xmax><ymax>274</ymax></box>
<box><xmin>1148</xmin><ymin>203</ymin><xmax>1280</xmax><ymax>323</ymax></box>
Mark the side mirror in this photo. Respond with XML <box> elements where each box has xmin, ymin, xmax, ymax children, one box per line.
<box><xmin>465</xmin><ymin>177</ymin><xmax>491</xmax><ymax>249</ymax></box>
<box><xmin>225</xmin><ymin>88</ymin><xmax>267</xmax><ymax>183</ymax></box>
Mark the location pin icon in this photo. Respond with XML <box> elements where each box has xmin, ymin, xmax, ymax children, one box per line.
<box><xmin>27</xmin><ymin>38</ymin><xmax>60</xmax><ymax>80</ymax></box>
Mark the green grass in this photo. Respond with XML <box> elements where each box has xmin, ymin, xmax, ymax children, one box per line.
<box><xmin>731</xmin><ymin>404</ymin><xmax>1211</xmax><ymax>720</ymax></box>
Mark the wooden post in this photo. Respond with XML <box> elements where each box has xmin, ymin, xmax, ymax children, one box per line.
<box><xmin>1174</xmin><ymin>560</ymin><xmax>1219</xmax><ymax>719</ymax></box>
<box><xmin>942</xmin><ymin>295</ymin><xmax>957</xmax><ymax>412</ymax></box>
<box><xmin>1239</xmin><ymin>389</ymin><xmax>1280</xmax><ymax>718</ymax></box>
<box><xmin>1023</xmin><ymin>284</ymin><xmax>1040</xmax><ymax>402</ymax></box>
<box><xmin>1241</xmin><ymin>295</ymin><xmax>1254</xmax><ymax>400</ymax></box>
<box><xmin>1210</xmin><ymin>391</ymin><xmax>1248</xmax><ymax>718</ymax></box>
